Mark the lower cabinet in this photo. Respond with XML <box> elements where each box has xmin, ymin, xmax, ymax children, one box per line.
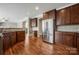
<box><xmin>3</xmin><ymin>33</ymin><xmax>11</xmax><ymax>52</ymax></box>
<box><xmin>2</xmin><ymin>31</ymin><xmax>25</xmax><ymax>53</ymax></box>
<box><xmin>55</xmin><ymin>31</ymin><xmax>76</xmax><ymax>48</ymax></box>
<box><xmin>55</xmin><ymin>32</ymin><xmax>63</xmax><ymax>44</ymax></box>
<box><xmin>9</xmin><ymin>32</ymin><xmax>16</xmax><ymax>46</ymax></box>
<box><xmin>62</xmin><ymin>32</ymin><xmax>75</xmax><ymax>47</ymax></box>
<box><xmin>16</xmin><ymin>31</ymin><xmax>25</xmax><ymax>42</ymax></box>
<box><xmin>76</xmin><ymin>33</ymin><xmax>79</xmax><ymax>50</ymax></box>
<box><xmin>0</xmin><ymin>37</ymin><xmax>3</xmax><ymax>54</ymax></box>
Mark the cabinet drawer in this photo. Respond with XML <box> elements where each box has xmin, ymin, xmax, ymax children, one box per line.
<box><xmin>63</xmin><ymin>32</ymin><xmax>75</xmax><ymax>35</ymax></box>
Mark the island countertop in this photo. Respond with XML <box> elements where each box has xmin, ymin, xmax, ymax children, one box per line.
<box><xmin>0</xmin><ymin>28</ymin><xmax>25</xmax><ymax>33</ymax></box>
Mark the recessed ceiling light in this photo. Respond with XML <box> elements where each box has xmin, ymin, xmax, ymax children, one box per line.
<box><xmin>35</xmin><ymin>6</ymin><xmax>39</xmax><ymax>10</ymax></box>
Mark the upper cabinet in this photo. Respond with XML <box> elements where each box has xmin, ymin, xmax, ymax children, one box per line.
<box><xmin>43</xmin><ymin>9</ymin><xmax>56</xmax><ymax>20</ymax></box>
<box><xmin>48</xmin><ymin>10</ymin><xmax>56</xmax><ymax>19</ymax></box>
<box><xmin>56</xmin><ymin>10</ymin><xmax>62</xmax><ymax>25</ymax></box>
<box><xmin>56</xmin><ymin>4</ymin><xmax>79</xmax><ymax>25</ymax></box>
<box><xmin>56</xmin><ymin>7</ymin><xmax>71</xmax><ymax>25</ymax></box>
<box><xmin>70</xmin><ymin>4</ymin><xmax>79</xmax><ymax>24</ymax></box>
<box><xmin>43</xmin><ymin>13</ymin><xmax>49</xmax><ymax>19</ymax></box>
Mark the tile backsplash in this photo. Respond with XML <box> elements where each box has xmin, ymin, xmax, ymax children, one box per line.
<box><xmin>57</xmin><ymin>25</ymin><xmax>79</xmax><ymax>32</ymax></box>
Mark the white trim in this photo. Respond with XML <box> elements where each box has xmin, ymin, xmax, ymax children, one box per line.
<box><xmin>56</xmin><ymin>3</ymin><xmax>77</xmax><ymax>10</ymax></box>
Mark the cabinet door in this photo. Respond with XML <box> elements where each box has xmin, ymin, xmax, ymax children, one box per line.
<box><xmin>77</xmin><ymin>33</ymin><xmax>79</xmax><ymax>50</ymax></box>
<box><xmin>63</xmin><ymin>32</ymin><xmax>74</xmax><ymax>47</ymax></box>
<box><xmin>0</xmin><ymin>37</ymin><xmax>3</xmax><ymax>54</ymax></box>
<box><xmin>71</xmin><ymin>4</ymin><xmax>79</xmax><ymax>24</ymax></box>
<box><xmin>57</xmin><ymin>10</ymin><xmax>63</xmax><ymax>25</ymax></box>
<box><xmin>55</xmin><ymin>32</ymin><xmax>63</xmax><ymax>44</ymax></box>
<box><xmin>56</xmin><ymin>7</ymin><xmax>70</xmax><ymax>25</ymax></box>
<box><xmin>73</xmin><ymin>33</ymin><xmax>77</xmax><ymax>48</ymax></box>
<box><xmin>63</xmin><ymin>7</ymin><xmax>71</xmax><ymax>24</ymax></box>
<box><xmin>10</xmin><ymin>32</ymin><xmax>16</xmax><ymax>46</ymax></box>
<box><xmin>3</xmin><ymin>33</ymin><xmax>10</xmax><ymax>51</ymax></box>
<box><xmin>16</xmin><ymin>31</ymin><xmax>25</xmax><ymax>42</ymax></box>
<box><xmin>43</xmin><ymin>13</ymin><xmax>49</xmax><ymax>19</ymax></box>
<box><xmin>48</xmin><ymin>10</ymin><xmax>56</xmax><ymax>19</ymax></box>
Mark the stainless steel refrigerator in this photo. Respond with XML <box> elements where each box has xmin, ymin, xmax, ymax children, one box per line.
<box><xmin>42</xmin><ymin>19</ymin><xmax>54</xmax><ymax>43</ymax></box>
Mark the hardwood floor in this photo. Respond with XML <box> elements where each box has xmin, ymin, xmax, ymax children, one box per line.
<box><xmin>4</xmin><ymin>37</ymin><xmax>78</xmax><ymax>55</ymax></box>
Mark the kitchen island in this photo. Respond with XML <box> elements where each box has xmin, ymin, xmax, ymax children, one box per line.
<box><xmin>0</xmin><ymin>28</ymin><xmax>25</xmax><ymax>55</ymax></box>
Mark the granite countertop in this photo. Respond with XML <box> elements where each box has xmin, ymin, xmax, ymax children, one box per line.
<box><xmin>0</xmin><ymin>28</ymin><xmax>25</xmax><ymax>37</ymax></box>
<box><xmin>0</xmin><ymin>28</ymin><xmax>25</xmax><ymax>33</ymax></box>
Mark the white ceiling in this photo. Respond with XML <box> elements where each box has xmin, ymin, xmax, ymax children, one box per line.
<box><xmin>0</xmin><ymin>3</ymin><xmax>72</xmax><ymax>22</ymax></box>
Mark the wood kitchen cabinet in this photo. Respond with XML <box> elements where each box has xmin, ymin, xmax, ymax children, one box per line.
<box><xmin>16</xmin><ymin>31</ymin><xmax>25</xmax><ymax>42</ymax></box>
<box><xmin>55</xmin><ymin>32</ymin><xmax>77</xmax><ymax>48</ymax></box>
<box><xmin>48</xmin><ymin>9</ymin><xmax>56</xmax><ymax>19</ymax></box>
<box><xmin>56</xmin><ymin>10</ymin><xmax>63</xmax><ymax>25</ymax></box>
<box><xmin>62</xmin><ymin>32</ymin><xmax>75</xmax><ymax>47</ymax></box>
<box><xmin>70</xmin><ymin>4</ymin><xmax>79</xmax><ymax>24</ymax></box>
<box><xmin>56</xmin><ymin>7</ymin><xmax>70</xmax><ymax>25</ymax></box>
<box><xmin>43</xmin><ymin>10</ymin><xmax>56</xmax><ymax>19</ymax></box>
<box><xmin>0</xmin><ymin>37</ymin><xmax>3</xmax><ymax>54</ymax></box>
<box><xmin>76</xmin><ymin>33</ymin><xmax>79</xmax><ymax>50</ymax></box>
<box><xmin>56</xmin><ymin>4</ymin><xmax>79</xmax><ymax>25</ymax></box>
<box><xmin>3</xmin><ymin>33</ymin><xmax>10</xmax><ymax>51</ymax></box>
<box><xmin>55</xmin><ymin>32</ymin><xmax>63</xmax><ymax>44</ymax></box>
<box><xmin>43</xmin><ymin>13</ymin><xmax>49</xmax><ymax>19</ymax></box>
<box><xmin>0</xmin><ymin>30</ymin><xmax>25</xmax><ymax>54</ymax></box>
<box><xmin>3</xmin><ymin>32</ymin><xmax>17</xmax><ymax>51</ymax></box>
<box><xmin>63</xmin><ymin>7</ymin><xmax>71</xmax><ymax>25</ymax></box>
<box><xmin>9</xmin><ymin>32</ymin><xmax>16</xmax><ymax>46</ymax></box>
